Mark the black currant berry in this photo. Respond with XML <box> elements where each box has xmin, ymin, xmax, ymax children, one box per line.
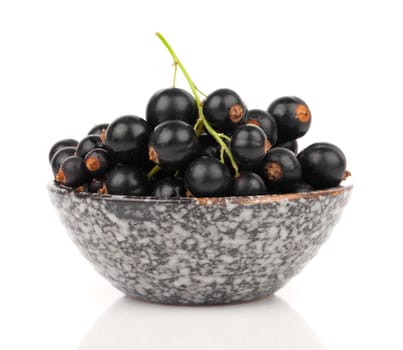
<box><xmin>76</xmin><ymin>135</ymin><xmax>104</xmax><ymax>158</ymax></box>
<box><xmin>268</xmin><ymin>96</ymin><xmax>311</xmax><ymax>142</ymax></box>
<box><xmin>231</xmin><ymin>172</ymin><xmax>266</xmax><ymax>196</ymax></box>
<box><xmin>246</xmin><ymin>109</ymin><xmax>278</xmax><ymax>146</ymax></box>
<box><xmin>184</xmin><ymin>157</ymin><xmax>231</xmax><ymax>197</ymax></box>
<box><xmin>146</xmin><ymin>88</ymin><xmax>198</xmax><ymax>129</ymax></box>
<box><xmin>298</xmin><ymin>142</ymin><xmax>347</xmax><ymax>189</ymax></box>
<box><xmin>198</xmin><ymin>133</ymin><xmax>221</xmax><ymax>158</ymax></box>
<box><xmin>148</xmin><ymin>120</ymin><xmax>198</xmax><ymax>169</ymax></box>
<box><xmin>260</xmin><ymin>147</ymin><xmax>302</xmax><ymax>192</ymax></box>
<box><xmin>231</xmin><ymin>124</ymin><xmax>270</xmax><ymax>168</ymax></box>
<box><xmin>203</xmin><ymin>88</ymin><xmax>247</xmax><ymax>133</ymax></box>
<box><xmin>104</xmin><ymin>115</ymin><xmax>150</xmax><ymax>164</ymax></box>
<box><xmin>50</xmin><ymin>146</ymin><xmax>76</xmax><ymax>176</ymax></box>
<box><xmin>88</xmin><ymin>123</ymin><xmax>108</xmax><ymax>136</ymax></box>
<box><xmin>55</xmin><ymin>156</ymin><xmax>90</xmax><ymax>188</ymax></box>
<box><xmin>151</xmin><ymin>177</ymin><xmax>186</xmax><ymax>198</ymax></box>
<box><xmin>294</xmin><ymin>182</ymin><xmax>314</xmax><ymax>193</ymax></box>
<box><xmin>275</xmin><ymin>139</ymin><xmax>298</xmax><ymax>154</ymax></box>
<box><xmin>86</xmin><ymin>178</ymin><xmax>104</xmax><ymax>193</ymax></box>
<box><xmin>84</xmin><ymin>148</ymin><xmax>113</xmax><ymax>178</ymax></box>
<box><xmin>102</xmin><ymin>164</ymin><xmax>149</xmax><ymax>196</ymax></box>
<box><xmin>49</xmin><ymin>139</ymin><xmax>78</xmax><ymax>163</ymax></box>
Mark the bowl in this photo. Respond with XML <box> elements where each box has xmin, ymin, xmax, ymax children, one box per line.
<box><xmin>48</xmin><ymin>180</ymin><xmax>352</xmax><ymax>305</ymax></box>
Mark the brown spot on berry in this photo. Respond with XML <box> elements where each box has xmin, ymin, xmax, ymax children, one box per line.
<box><xmin>185</xmin><ymin>189</ymin><xmax>193</xmax><ymax>198</ymax></box>
<box><xmin>148</xmin><ymin>146</ymin><xmax>159</xmax><ymax>164</ymax></box>
<box><xmin>265</xmin><ymin>162</ymin><xmax>282</xmax><ymax>181</ymax></box>
<box><xmin>295</xmin><ymin>104</ymin><xmax>311</xmax><ymax>123</ymax></box>
<box><xmin>229</xmin><ymin>104</ymin><xmax>244</xmax><ymax>123</ymax></box>
<box><xmin>100</xmin><ymin>128</ymin><xmax>106</xmax><ymax>143</ymax></box>
<box><xmin>86</xmin><ymin>157</ymin><xmax>100</xmax><ymax>172</ymax></box>
<box><xmin>98</xmin><ymin>184</ymin><xmax>108</xmax><ymax>194</ymax></box>
<box><xmin>75</xmin><ymin>186</ymin><xmax>85</xmax><ymax>192</ymax></box>
<box><xmin>264</xmin><ymin>139</ymin><xmax>272</xmax><ymax>153</ymax></box>
<box><xmin>55</xmin><ymin>169</ymin><xmax>65</xmax><ymax>183</ymax></box>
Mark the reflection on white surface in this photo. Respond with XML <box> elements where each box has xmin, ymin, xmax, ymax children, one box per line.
<box><xmin>77</xmin><ymin>296</ymin><xmax>325</xmax><ymax>350</ymax></box>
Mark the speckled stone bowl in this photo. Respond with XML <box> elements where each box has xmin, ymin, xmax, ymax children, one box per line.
<box><xmin>48</xmin><ymin>181</ymin><xmax>352</xmax><ymax>305</ymax></box>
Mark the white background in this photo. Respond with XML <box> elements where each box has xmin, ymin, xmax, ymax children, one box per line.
<box><xmin>1</xmin><ymin>0</ymin><xmax>402</xmax><ymax>349</ymax></box>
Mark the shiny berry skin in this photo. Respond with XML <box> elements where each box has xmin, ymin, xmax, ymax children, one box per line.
<box><xmin>230</xmin><ymin>124</ymin><xmax>270</xmax><ymax>168</ymax></box>
<box><xmin>275</xmin><ymin>139</ymin><xmax>298</xmax><ymax>154</ymax></box>
<box><xmin>50</xmin><ymin>146</ymin><xmax>76</xmax><ymax>176</ymax></box>
<box><xmin>260</xmin><ymin>147</ymin><xmax>302</xmax><ymax>192</ymax></box>
<box><xmin>151</xmin><ymin>177</ymin><xmax>186</xmax><ymax>198</ymax></box>
<box><xmin>76</xmin><ymin>135</ymin><xmax>104</xmax><ymax>158</ymax></box>
<box><xmin>203</xmin><ymin>88</ymin><xmax>247</xmax><ymax>133</ymax></box>
<box><xmin>49</xmin><ymin>139</ymin><xmax>78</xmax><ymax>163</ymax></box>
<box><xmin>298</xmin><ymin>142</ymin><xmax>346</xmax><ymax>189</ymax></box>
<box><xmin>148</xmin><ymin>120</ymin><xmax>198</xmax><ymax>169</ymax></box>
<box><xmin>84</xmin><ymin>148</ymin><xmax>113</xmax><ymax>178</ymax></box>
<box><xmin>55</xmin><ymin>156</ymin><xmax>90</xmax><ymax>188</ymax></box>
<box><xmin>231</xmin><ymin>172</ymin><xmax>266</xmax><ymax>196</ymax></box>
<box><xmin>103</xmin><ymin>164</ymin><xmax>149</xmax><ymax>195</ymax></box>
<box><xmin>146</xmin><ymin>88</ymin><xmax>198</xmax><ymax>129</ymax></box>
<box><xmin>104</xmin><ymin>115</ymin><xmax>150</xmax><ymax>164</ymax></box>
<box><xmin>246</xmin><ymin>109</ymin><xmax>278</xmax><ymax>146</ymax></box>
<box><xmin>268</xmin><ymin>96</ymin><xmax>311</xmax><ymax>142</ymax></box>
<box><xmin>88</xmin><ymin>123</ymin><xmax>108</xmax><ymax>136</ymax></box>
<box><xmin>184</xmin><ymin>158</ymin><xmax>231</xmax><ymax>197</ymax></box>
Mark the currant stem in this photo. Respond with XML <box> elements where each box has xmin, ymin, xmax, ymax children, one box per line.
<box><xmin>147</xmin><ymin>165</ymin><xmax>160</xmax><ymax>179</ymax></box>
<box><xmin>172</xmin><ymin>63</ymin><xmax>178</xmax><ymax>87</ymax></box>
<box><xmin>155</xmin><ymin>32</ymin><xmax>239</xmax><ymax>176</ymax></box>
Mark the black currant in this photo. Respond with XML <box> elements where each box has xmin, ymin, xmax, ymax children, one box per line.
<box><xmin>184</xmin><ymin>157</ymin><xmax>231</xmax><ymax>197</ymax></box>
<box><xmin>294</xmin><ymin>182</ymin><xmax>314</xmax><ymax>193</ymax></box>
<box><xmin>298</xmin><ymin>142</ymin><xmax>347</xmax><ymax>189</ymax></box>
<box><xmin>84</xmin><ymin>148</ymin><xmax>113</xmax><ymax>178</ymax></box>
<box><xmin>55</xmin><ymin>156</ymin><xmax>90</xmax><ymax>188</ymax></box>
<box><xmin>49</xmin><ymin>139</ymin><xmax>78</xmax><ymax>163</ymax></box>
<box><xmin>50</xmin><ymin>146</ymin><xmax>76</xmax><ymax>176</ymax></box>
<box><xmin>88</xmin><ymin>123</ymin><xmax>108</xmax><ymax>136</ymax></box>
<box><xmin>76</xmin><ymin>135</ymin><xmax>104</xmax><ymax>158</ymax></box>
<box><xmin>203</xmin><ymin>88</ymin><xmax>247</xmax><ymax>133</ymax></box>
<box><xmin>102</xmin><ymin>164</ymin><xmax>149</xmax><ymax>196</ymax></box>
<box><xmin>230</xmin><ymin>124</ymin><xmax>270</xmax><ymax>168</ymax></box>
<box><xmin>148</xmin><ymin>120</ymin><xmax>198</xmax><ymax>169</ymax></box>
<box><xmin>260</xmin><ymin>147</ymin><xmax>302</xmax><ymax>192</ymax></box>
<box><xmin>104</xmin><ymin>115</ymin><xmax>150</xmax><ymax>164</ymax></box>
<box><xmin>275</xmin><ymin>139</ymin><xmax>298</xmax><ymax>154</ymax></box>
<box><xmin>86</xmin><ymin>178</ymin><xmax>104</xmax><ymax>193</ymax></box>
<box><xmin>151</xmin><ymin>177</ymin><xmax>186</xmax><ymax>198</ymax></box>
<box><xmin>268</xmin><ymin>96</ymin><xmax>311</xmax><ymax>142</ymax></box>
<box><xmin>146</xmin><ymin>88</ymin><xmax>198</xmax><ymax>128</ymax></box>
<box><xmin>246</xmin><ymin>109</ymin><xmax>278</xmax><ymax>146</ymax></box>
<box><xmin>231</xmin><ymin>172</ymin><xmax>266</xmax><ymax>196</ymax></box>
<box><xmin>198</xmin><ymin>133</ymin><xmax>221</xmax><ymax>158</ymax></box>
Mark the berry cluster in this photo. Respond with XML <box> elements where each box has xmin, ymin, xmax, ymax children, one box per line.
<box><xmin>49</xmin><ymin>33</ymin><xmax>349</xmax><ymax>198</ymax></box>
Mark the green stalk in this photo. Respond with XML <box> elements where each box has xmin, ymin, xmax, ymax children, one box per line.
<box><xmin>155</xmin><ymin>32</ymin><xmax>239</xmax><ymax>176</ymax></box>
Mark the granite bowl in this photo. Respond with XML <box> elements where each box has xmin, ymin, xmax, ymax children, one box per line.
<box><xmin>48</xmin><ymin>180</ymin><xmax>352</xmax><ymax>305</ymax></box>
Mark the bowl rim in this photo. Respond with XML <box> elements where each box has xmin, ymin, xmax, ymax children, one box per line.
<box><xmin>48</xmin><ymin>178</ymin><xmax>353</xmax><ymax>205</ymax></box>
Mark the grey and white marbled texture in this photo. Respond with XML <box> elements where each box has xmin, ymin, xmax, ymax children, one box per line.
<box><xmin>48</xmin><ymin>183</ymin><xmax>352</xmax><ymax>304</ymax></box>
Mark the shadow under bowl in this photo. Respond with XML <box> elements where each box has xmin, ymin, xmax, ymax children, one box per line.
<box><xmin>48</xmin><ymin>180</ymin><xmax>352</xmax><ymax>305</ymax></box>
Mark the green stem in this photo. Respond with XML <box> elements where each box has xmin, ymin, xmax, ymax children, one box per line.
<box><xmin>147</xmin><ymin>165</ymin><xmax>160</xmax><ymax>179</ymax></box>
<box><xmin>155</xmin><ymin>32</ymin><xmax>239</xmax><ymax>176</ymax></box>
<box><xmin>218</xmin><ymin>133</ymin><xmax>231</xmax><ymax>142</ymax></box>
<box><xmin>172</xmin><ymin>63</ymin><xmax>178</xmax><ymax>87</ymax></box>
<box><xmin>219</xmin><ymin>145</ymin><xmax>225</xmax><ymax>163</ymax></box>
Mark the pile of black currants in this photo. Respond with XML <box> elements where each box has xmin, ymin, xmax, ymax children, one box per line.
<box><xmin>49</xmin><ymin>33</ymin><xmax>349</xmax><ymax>199</ymax></box>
